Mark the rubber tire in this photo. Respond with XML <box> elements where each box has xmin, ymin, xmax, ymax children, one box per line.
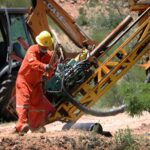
<box><xmin>0</xmin><ymin>72</ymin><xmax>18</xmax><ymax>121</ymax></box>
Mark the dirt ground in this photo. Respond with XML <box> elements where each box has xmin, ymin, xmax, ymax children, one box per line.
<box><xmin>0</xmin><ymin>112</ymin><xmax>149</xmax><ymax>150</ymax></box>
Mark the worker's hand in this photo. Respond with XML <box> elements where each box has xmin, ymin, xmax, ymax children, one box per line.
<box><xmin>45</xmin><ymin>64</ymin><xmax>55</xmax><ymax>72</ymax></box>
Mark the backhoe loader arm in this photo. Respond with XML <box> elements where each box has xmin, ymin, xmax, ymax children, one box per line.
<box><xmin>26</xmin><ymin>0</ymin><xmax>96</xmax><ymax>49</ymax></box>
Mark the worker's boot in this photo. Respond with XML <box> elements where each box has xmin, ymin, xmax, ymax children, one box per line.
<box><xmin>38</xmin><ymin>126</ymin><xmax>46</xmax><ymax>133</ymax></box>
<box><xmin>10</xmin><ymin>123</ymin><xmax>29</xmax><ymax>134</ymax></box>
<box><xmin>20</xmin><ymin>123</ymin><xmax>30</xmax><ymax>133</ymax></box>
<box><xmin>32</xmin><ymin>126</ymin><xmax>46</xmax><ymax>133</ymax></box>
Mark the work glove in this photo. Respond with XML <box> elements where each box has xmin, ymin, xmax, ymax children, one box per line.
<box><xmin>45</xmin><ymin>64</ymin><xmax>54</xmax><ymax>72</ymax></box>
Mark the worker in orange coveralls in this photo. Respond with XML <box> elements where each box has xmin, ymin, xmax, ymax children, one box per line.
<box><xmin>14</xmin><ymin>31</ymin><xmax>57</xmax><ymax>133</ymax></box>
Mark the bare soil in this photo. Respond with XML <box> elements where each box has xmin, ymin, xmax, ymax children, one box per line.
<box><xmin>55</xmin><ymin>0</ymin><xmax>87</xmax><ymax>18</ymax></box>
<box><xmin>0</xmin><ymin>112</ymin><xmax>149</xmax><ymax>150</ymax></box>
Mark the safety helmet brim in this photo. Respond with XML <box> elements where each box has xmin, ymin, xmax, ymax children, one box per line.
<box><xmin>35</xmin><ymin>31</ymin><xmax>54</xmax><ymax>48</ymax></box>
<box><xmin>36</xmin><ymin>36</ymin><xmax>50</xmax><ymax>48</ymax></box>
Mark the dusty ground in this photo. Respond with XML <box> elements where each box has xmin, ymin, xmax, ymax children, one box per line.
<box><xmin>0</xmin><ymin>112</ymin><xmax>149</xmax><ymax>150</ymax></box>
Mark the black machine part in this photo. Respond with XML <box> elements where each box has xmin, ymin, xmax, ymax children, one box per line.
<box><xmin>62</xmin><ymin>122</ymin><xmax>112</xmax><ymax>137</ymax></box>
<box><xmin>62</xmin><ymin>122</ymin><xmax>103</xmax><ymax>133</ymax></box>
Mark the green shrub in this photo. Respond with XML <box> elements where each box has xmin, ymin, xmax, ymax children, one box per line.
<box><xmin>95</xmin><ymin>65</ymin><xmax>149</xmax><ymax>117</ymax></box>
<box><xmin>120</xmin><ymin>82</ymin><xmax>150</xmax><ymax>116</ymax></box>
<box><xmin>88</xmin><ymin>0</ymin><xmax>99</xmax><ymax>7</ymax></box>
<box><xmin>115</xmin><ymin>128</ymin><xmax>137</xmax><ymax>150</ymax></box>
<box><xmin>76</xmin><ymin>7</ymin><xmax>89</xmax><ymax>26</ymax></box>
<box><xmin>0</xmin><ymin>0</ymin><xmax>30</xmax><ymax>7</ymax></box>
<box><xmin>96</xmin><ymin>84</ymin><xmax>124</xmax><ymax>108</ymax></box>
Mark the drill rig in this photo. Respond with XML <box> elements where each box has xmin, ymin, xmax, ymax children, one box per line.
<box><xmin>0</xmin><ymin>0</ymin><xmax>149</xmax><ymax>128</ymax></box>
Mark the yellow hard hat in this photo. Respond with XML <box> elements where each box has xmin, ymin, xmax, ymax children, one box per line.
<box><xmin>36</xmin><ymin>31</ymin><xmax>53</xmax><ymax>48</ymax></box>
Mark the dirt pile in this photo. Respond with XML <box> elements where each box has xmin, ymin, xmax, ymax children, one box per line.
<box><xmin>0</xmin><ymin>131</ymin><xmax>114</xmax><ymax>150</ymax></box>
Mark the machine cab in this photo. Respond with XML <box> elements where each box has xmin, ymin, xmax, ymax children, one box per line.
<box><xmin>0</xmin><ymin>8</ymin><xmax>32</xmax><ymax>72</ymax></box>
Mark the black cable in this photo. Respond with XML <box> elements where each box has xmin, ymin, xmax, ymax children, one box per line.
<box><xmin>61</xmin><ymin>76</ymin><xmax>126</xmax><ymax>117</ymax></box>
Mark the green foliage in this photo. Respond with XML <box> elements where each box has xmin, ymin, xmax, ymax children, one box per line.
<box><xmin>88</xmin><ymin>0</ymin><xmax>99</xmax><ymax>7</ymax></box>
<box><xmin>76</xmin><ymin>0</ymin><xmax>125</xmax><ymax>42</ymax></box>
<box><xmin>90</xmin><ymin>12</ymin><xmax>124</xmax><ymax>42</ymax></box>
<box><xmin>115</xmin><ymin>128</ymin><xmax>137</xmax><ymax>150</ymax></box>
<box><xmin>0</xmin><ymin>0</ymin><xmax>30</xmax><ymax>7</ymax></box>
<box><xmin>76</xmin><ymin>7</ymin><xmax>89</xmax><ymax>26</ymax></box>
<box><xmin>105</xmin><ymin>10</ymin><xmax>123</xmax><ymax>29</ymax></box>
<box><xmin>120</xmin><ymin>82</ymin><xmax>150</xmax><ymax>116</ymax></box>
<box><xmin>96</xmin><ymin>84</ymin><xmax>124</xmax><ymax>108</ymax></box>
<box><xmin>91</xmin><ymin>28</ymin><xmax>108</xmax><ymax>42</ymax></box>
<box><xmin>95</xmin><ymin>64</ymin><xmax>149</xmax><ymax>117</ymax></box>
<box><xmin>123</xmin><ymin>65</ymin><xmax>146</xmax><ymax>83</ymax></box>
<box><xmin>93</xmin><ymin>1</ymin><xmax>125</xmax><ymax>28</ymax></box>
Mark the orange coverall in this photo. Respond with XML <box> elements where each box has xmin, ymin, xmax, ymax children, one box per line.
<box><xmin>16</xmin><ymin>44</ymin><xmax>55</xmax><ymax>132</ymax></box>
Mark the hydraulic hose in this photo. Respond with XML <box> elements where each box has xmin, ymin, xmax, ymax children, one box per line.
<box><xmin>62</xmin><ymin>77</ymin><xmax>126</xmax><ymax>117</ymax></box>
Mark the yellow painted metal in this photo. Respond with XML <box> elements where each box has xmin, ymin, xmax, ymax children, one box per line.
<box><xmin>140</xmin><ymin>20</ymin><xmax>150</xmax><ymax>41</ymax></box>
